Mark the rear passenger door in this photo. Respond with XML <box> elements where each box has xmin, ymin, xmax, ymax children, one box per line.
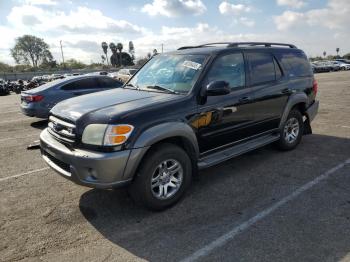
<box><xmin>246</xmin><ymin>51</ymin><xmax>290</xmax><ymax>133</ymax></box>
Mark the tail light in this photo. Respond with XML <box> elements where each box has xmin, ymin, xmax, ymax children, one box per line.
<box><xmin>24</xmin><ymin>95</ymin><xmax>44</xmax><ymax>102</ymax></box>
<box><xmin>312</xmin><ymin>79</ymin><xmax>318</xmax><ymax>96</ymax></box>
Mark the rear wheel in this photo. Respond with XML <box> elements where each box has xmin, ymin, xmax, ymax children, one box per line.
<box><xmin>128</xmin><ymin>143</ymin><xmax>192</xmax><ymax>211</ymax></box>
<box><xmin>277</xmin><ymin>110</ymin><xmax>303</xmax><ymax>151</ymax></box>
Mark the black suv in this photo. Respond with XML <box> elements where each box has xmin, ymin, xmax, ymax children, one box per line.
<box><xmin>40</xmin><ymin>42</ymin><xmax>319</xmax><ymax>210</ymax></box>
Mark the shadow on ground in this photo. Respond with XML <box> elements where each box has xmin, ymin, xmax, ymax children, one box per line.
<box><xmin>30</xmin><ymin>119</ymin><xmax>48</xmax><ymax>130</ymax></box>
<box><xmin>79</xmin><ymin>134</ymin><xmax>350</xmax><ymax>262</ymax></box>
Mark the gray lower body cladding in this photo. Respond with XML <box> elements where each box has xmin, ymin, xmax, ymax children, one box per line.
<box><xmin>40</xmin><ymin>128</ymin><xmax>148</xmax><ymax>189</ymax></box>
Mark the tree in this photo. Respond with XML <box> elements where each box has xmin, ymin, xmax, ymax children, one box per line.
<box><xmin>117</xmin><ymin>43</ymin><xmax>123</xmax><ymax>66</ymax></box>
<box><xmin>323</xmin><ymin>51</ymin><xmax>326</xmax><ymax>58</ymax></box>
<box><xmin>11</xmin><ymin>35</ymin><xmax>53</xmax><ymax>67</ymax></box>
<box><xmin>101</xmin><ymin>55</ymin><xmax>106</xmax><ymax>64</ymax></box>
<box><xmin>64</xmin><ymin>59</ymin><xmax>86</xmax><ymax>69</ymax></box>
<box><xmin>109</xmin><ymin>42</ymin><xmax>118</xmax><ymax>67</ymax></box>
<box><xmin>147</xmin><ymin>52</ymin><xmax>152</xmax><ymax>59</ymax></box>
<box><xmin>101</xmin><ymin>42</ymin><xmax>109</xmax><ymax>66</ymax></box>
<box><xmin>0</xmin><ymin>62</ymin><xmax>12</xmax><ymax>72</ymax></box>
<box><xmin>129</xmin><ymin>41</ymin><xmax>135</xmax><ymax>61</ymax></box>
<box><xmin>336</xmin><ymin>47</ymin><xmax>340</xmax><ymax>57</ymax></box>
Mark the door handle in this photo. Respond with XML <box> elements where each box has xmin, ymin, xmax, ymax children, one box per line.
<box><xmin>239</xmin><ymin>96</ymin><xmax>251</xmax><ymax>103</ymax></box>
<box><xmin>281</xmin><ymin>88</ymin><xmax>292</xmax><ymax>94</ymax></box>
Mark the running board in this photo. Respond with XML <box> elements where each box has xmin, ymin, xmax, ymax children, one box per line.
<box><xmin>198</xmin><ymin>134</ymin><xmax>280</xmax><ymax>169</ymax></box>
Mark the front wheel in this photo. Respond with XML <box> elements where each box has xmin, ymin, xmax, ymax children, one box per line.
<box><xmin>277</xmin><ymin>110</ymin><xmax>304</xmax><ymax>151</ymax></box>
<box><xmin>128</xmin><ymin>143</ymin><xmax>192</xmax><ymax>211</ymax></box>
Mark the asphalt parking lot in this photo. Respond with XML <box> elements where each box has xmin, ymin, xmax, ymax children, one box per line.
<box><xmin>1</xmin><ymin>71</ymin><xmax>349</xmax><ymax>262</ymax></box>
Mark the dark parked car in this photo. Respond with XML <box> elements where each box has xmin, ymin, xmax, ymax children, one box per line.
<box><xmin>40</xmin><ymin>42</ymin><xmax>319</xmax><ymax>210</ymax></box>
<box><xmin>21</xmin><ymin>75</ymin><xmax>123</xmax><ymax>118</ymax></box>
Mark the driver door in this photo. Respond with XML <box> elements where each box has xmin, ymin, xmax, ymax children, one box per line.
<box><xmin>196</xmin><ymin>52</ymin><xmax>256</xmax><ymax>153</ymax></box>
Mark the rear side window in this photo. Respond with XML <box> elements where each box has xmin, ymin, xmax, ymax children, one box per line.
<box><xmin>98</xmin><ymin>77</ymin><xmax>122</xmax><ymax>88</ymax></box>
<box><xmin>249</xmin><ymin>53</ymin><xmax>276</xmax><ymax>85</ymax></box>
<box><xmin>61</xmin><ymin>78</ymin><xmax>99</xmax><ymax>90</ymax></box>
<box><xmin>277</xmin><ymin>51</ymin><xmax>312</xmax><ymax>77</ymax></box>
<box><xmin>205</xmin><ymin>52</ymin><xmax>245</xmax><ymax>90</ymax></box>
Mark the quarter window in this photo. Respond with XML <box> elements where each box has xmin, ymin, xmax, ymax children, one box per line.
<box><xmin>205</xmin><ymin>53</ymin><xmax>245</xmax><ymax>90</ymax></box>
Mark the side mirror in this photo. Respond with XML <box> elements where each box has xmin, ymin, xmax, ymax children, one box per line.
<box><xmin>206</xmin><ymin>81</ymin><xmax>230</xmax><ymax>96</ymax></box>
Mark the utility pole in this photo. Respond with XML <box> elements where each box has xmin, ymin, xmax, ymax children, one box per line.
<box><xmin>60</xmin><ymin>40</ymin><xmax>65</xmax><ymax>68</ymax></box>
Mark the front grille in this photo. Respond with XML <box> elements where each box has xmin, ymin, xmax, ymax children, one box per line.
<box><xmin>43</xmin><ymin>151</ymin><xmax>71</xmax><ymax>173</ymax></box>
<box><xmin>48</xmin><ymin>115</ymin><xmax>76</xmax><ymax>144</ymax></box>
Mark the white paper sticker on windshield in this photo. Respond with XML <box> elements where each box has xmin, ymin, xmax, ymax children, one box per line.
<box><xmin>182</xmin><ymin>60</ymin><xmax>202</xmax><ymax>70</ymax></box>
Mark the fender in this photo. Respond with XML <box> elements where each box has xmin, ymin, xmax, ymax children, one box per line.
<box><xmin>279</xmin><ymin>92</ymin><xmax>308</xmax><ymax>129</ymax></box>
<box><xmin>123</xmin><ymin>122</ymin><xmax>199</xmax><ymax>180</ymax></box>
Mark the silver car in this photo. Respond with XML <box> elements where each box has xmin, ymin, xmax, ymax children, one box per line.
<box><xmin>20</xmin><ymin>75</ymin><xmax>123</xmax><ymax>118</ymax></box>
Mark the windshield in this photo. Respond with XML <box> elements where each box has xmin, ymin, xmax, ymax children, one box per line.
<box><xmin>127</xmin><ymin>54</ymin><xmax>207</xmax><ymax>94</ymax></box>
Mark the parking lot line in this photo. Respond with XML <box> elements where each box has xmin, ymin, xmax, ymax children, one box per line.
<box><xmin>180</xmin><ymin>158</ymin><xmax>350</xmax><ymax>262</ymax></box>
<box><xmin>0</xmin><ymin>167</ymin><xmax>50</xmax><ymax>182</ymax></box>
<box><xmin>0</xmin><ymin>110</ymin><xmax>20</xmax><ymax>114</ymax></box>
<box><xmin>0</xmin><ymin>118</ymin><xmax>32</xmax><ymax>124</ymax></box>
<box><xmin>0</xmin><ymin>133</ymin><xmax>39</xmax><ymax>142</ymax></box>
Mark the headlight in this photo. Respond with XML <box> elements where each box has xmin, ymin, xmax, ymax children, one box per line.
<box><xmin>82</xmin><ymin>124</ymin><xmax>134</xmax><ymax>146</ymax></box>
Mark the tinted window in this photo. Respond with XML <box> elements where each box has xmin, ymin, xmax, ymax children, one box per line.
<box><xmin>205</xmin><ymin>53</ymin><xmax>245</xmax><ymax>90</ymax></box>
<box><xmin>61</xmin><ymin>78</ymin><xmax>98</xmax><ymax>90</ymax></box>
<box><xmin>98</xmin><ymin>77</ymin><xmax>122</xmax><ymax>88</ymax></box>
<box><xmin>277</xmin><ymin>51</ymin><xmax>312</xmax><ymax>77</ymax></box>
<box><xmin>249</xmin><ymin>53</ymin><xmax>275</xmax><ymax>85</ymax></box>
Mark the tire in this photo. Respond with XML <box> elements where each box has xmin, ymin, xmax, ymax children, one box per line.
<box><xmin>128</xmin><ymin>143</ymin><xmax>192</xmax><ymax>211</ymax></box>
<box><xmin>277</xmin><ymin>109</ymin><xmax>304</xmax><ymax>151</ymax></box>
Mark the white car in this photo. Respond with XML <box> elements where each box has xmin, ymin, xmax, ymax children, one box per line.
<box><xmin>335</xmin><ymin>61</ymin><xmax>350</xmax><ymax>70</ymax></box>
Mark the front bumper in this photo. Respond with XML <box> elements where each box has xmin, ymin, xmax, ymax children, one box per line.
<box><xmin>40</xmin><ymin>128</ymin><xmax>133</xmax><ymax>189</ymax></box>
<box><xmin>306</xmin><ymin>100</ymin><xmax>319</xmax><ymax>122</ymax></box>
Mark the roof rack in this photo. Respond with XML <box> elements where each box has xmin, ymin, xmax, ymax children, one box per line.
<box><xmin>177</xmin><ymin>42</ymin><xmax>297</xmax><ymax>50</ymax></box>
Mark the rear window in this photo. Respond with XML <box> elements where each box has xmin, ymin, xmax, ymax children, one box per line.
<box><xmin>276</xmin><ymin>51</ymin><xmax>312</xmax><ymax>77</ymax></box>
<box><xmin>61</xmin><ymin>78</ymin><xmax>99</xmax><ymax>90</ymax></box>
<box><xmin>98</xmin><ymin>77</ymin><xmax>122</xmax><ymax>88</ymax></box>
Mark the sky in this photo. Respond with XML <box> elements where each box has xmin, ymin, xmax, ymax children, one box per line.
<box><xmin>0</xmin><ymin>0</ymin><xmax>349</xmax><ymax>65</ymax></box>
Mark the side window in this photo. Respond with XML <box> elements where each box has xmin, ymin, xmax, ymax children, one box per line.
<box><xmin>277</xmin><ymin>51</ymin><xmax>312</xmax><ymax>77</ymax></box>
<box><xmin>98</xmin><ymin>77</ymin><xmax>122</xmax><ymax>88</ymax></box>
<box><xmin>249</xmin><ymin>53</ymin><xmax>275</xmax><ymax>85</ymax></box>
<box><xmin>61</xmin><ymin>78</ymin><xmax>98</xmax><ymax>90</ymax></box>
<box><xmin>205</xmin><ymin>53</ymin><xmax>245</xmax><ymax>90</ymax></box>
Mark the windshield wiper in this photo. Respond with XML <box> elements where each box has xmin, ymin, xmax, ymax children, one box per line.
<box><xmin>145</xmin><ymin>85</ymin><xmax>178</xmax><ymax>94</ymax></box>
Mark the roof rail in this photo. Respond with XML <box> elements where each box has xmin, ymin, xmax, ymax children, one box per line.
<box><xmin>227</xmin><ymin>42</ymin><xmax>297</xmax><ymax>48</ymax></box>
<box><xmin>177</xmin><ymin>42</ymin><xmax>297</xmax><ymax>50</ymax></box>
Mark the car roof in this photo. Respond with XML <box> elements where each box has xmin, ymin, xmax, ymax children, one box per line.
<box><xmin>167</xmin><ymin>42</ymin><xmax>302</xmax><ymax>56</ymax></box>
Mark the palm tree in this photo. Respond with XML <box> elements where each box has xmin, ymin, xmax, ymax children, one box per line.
<box><xmin>117</xmin><ymin>43</ymin><xmax>123</xmax><ymax>66</ymax></box>
<box><xmin>323</xmin><ymin>51</ymin><xmax>326</xmax><ymax>59</ymax></box>
<box><xmin>109</xmin><ymin>42</ymin><xmax>117</xmax><ymax>66</ymax></box>
<box><xmin>129</xmin><ymin>41</ymin><xmax>135</xmax><ymax>61</ymax></box>
<box><xmin>101</xmin><ymin>42</ymin><xmax>109</xmax><ymax>65</ymax></box>
<box><xmin>101</xmin><ymin>55</ymin><xmax>106</xmax><ymax>64</ymax></box>
<box><xmin>336</xmin><ymin>48</ymin><xmax>340</xmax><ymax>57</ymax></box>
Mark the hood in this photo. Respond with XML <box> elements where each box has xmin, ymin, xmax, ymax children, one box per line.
<box><xmin>50</xmin><ymin>88</ymin><xmax>177</xmax><ymax>122</ymax></box>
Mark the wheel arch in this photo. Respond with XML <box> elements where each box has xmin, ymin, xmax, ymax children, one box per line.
<box><xmin>123</xmin><ymin>122</ymin><xmax>199</xmax><ymax>180</ymax></box>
